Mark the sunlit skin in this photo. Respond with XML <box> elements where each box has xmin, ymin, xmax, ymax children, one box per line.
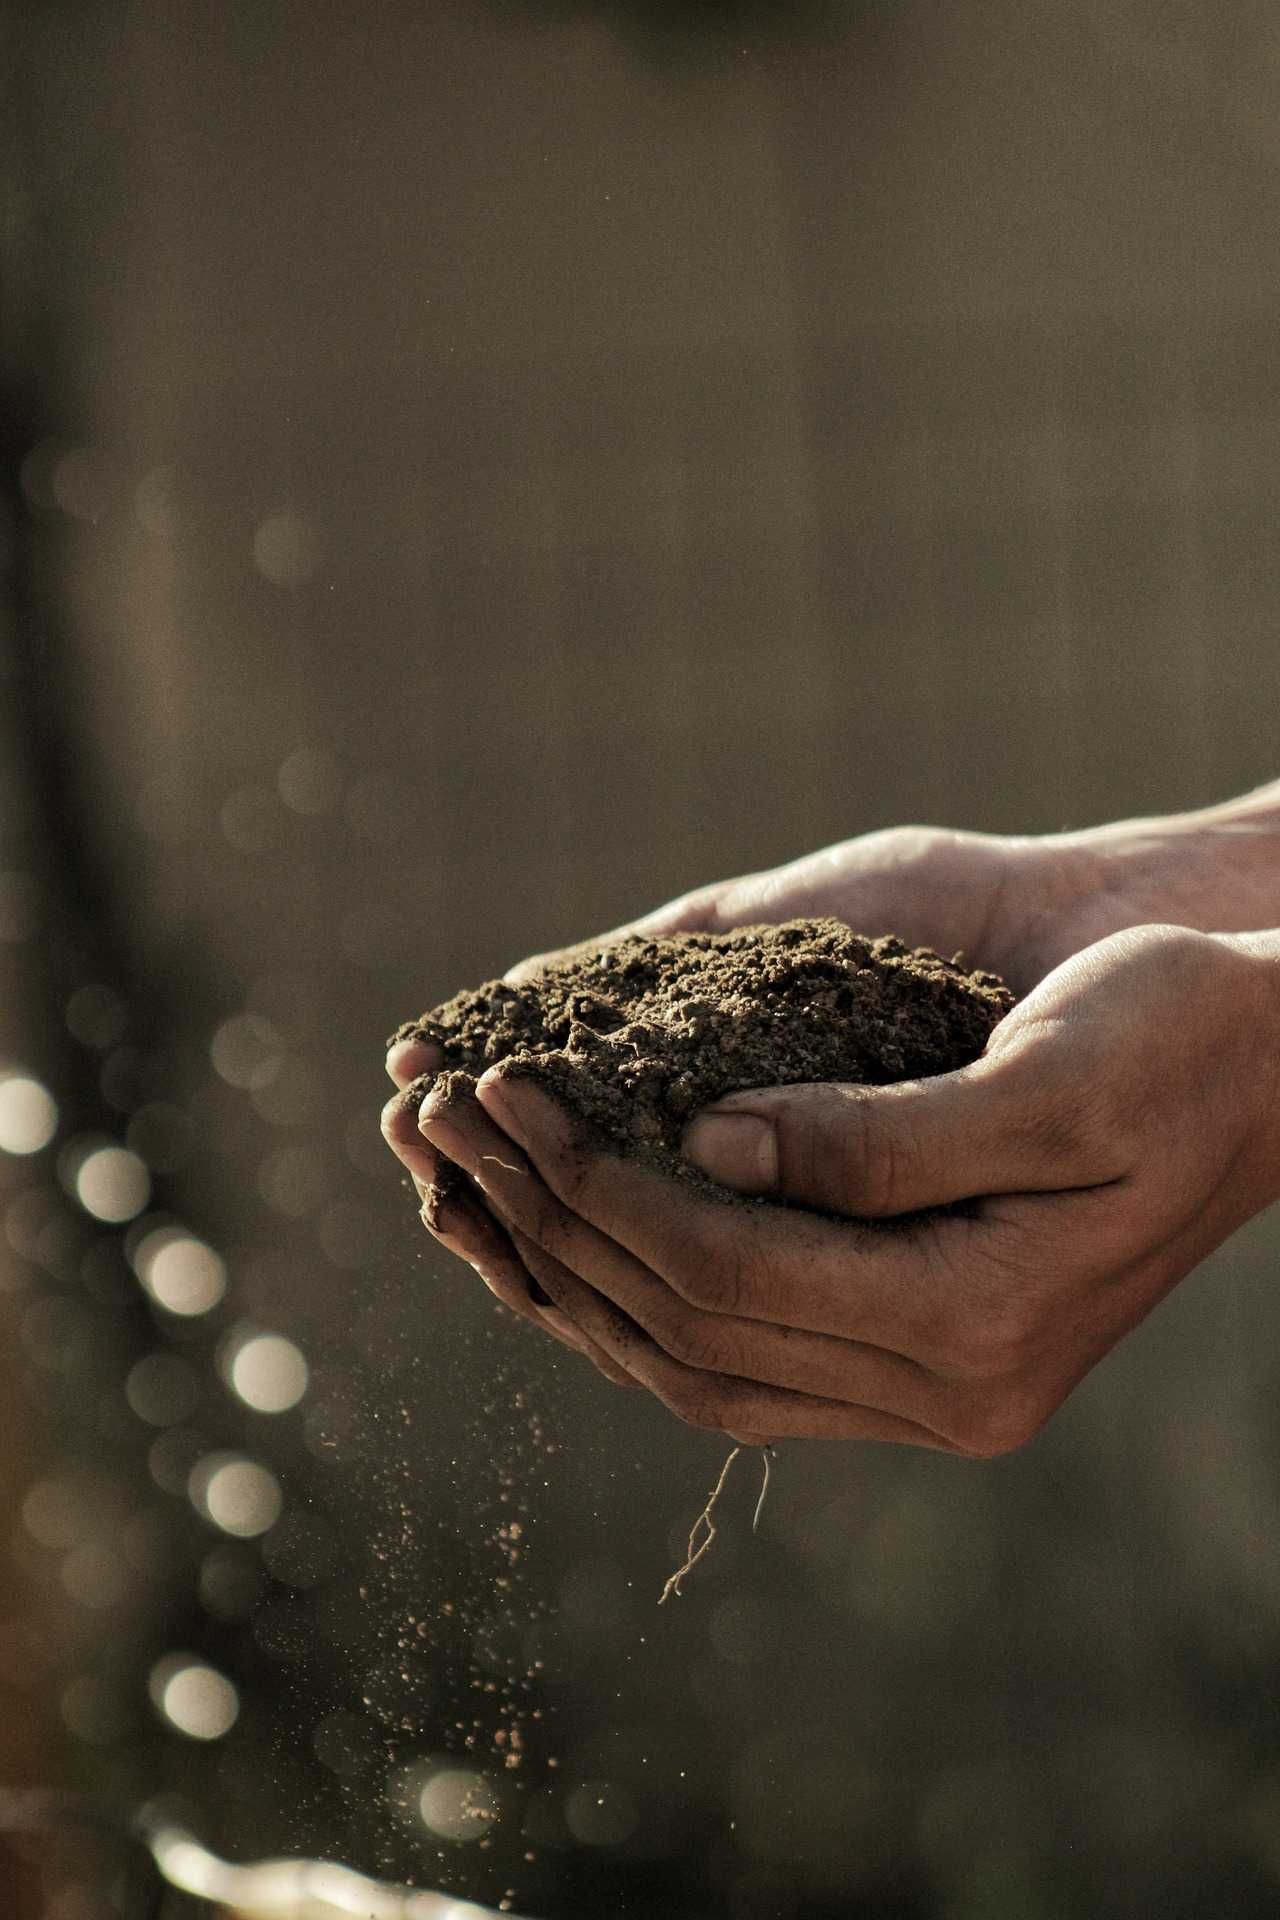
<box><xmin>384</xmin><ymin>787</ymin><xmax>1280</xmax><ymax>1453</ymax></box>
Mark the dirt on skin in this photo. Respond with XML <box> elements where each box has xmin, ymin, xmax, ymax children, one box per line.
<box><xmin>388</xmin><ymin>918</ymin><xmax>1015</xmax><ymax>1214</ymax></box>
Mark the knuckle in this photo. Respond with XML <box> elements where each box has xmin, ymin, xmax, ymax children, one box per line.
<box><xmin>943</xmin><ymin>1271</ymin><xmax>1038</xmax><ymax>1377</ymax></box>
<box><xmin>824</xmin><ymin>1091</ymin><xmax>915</xmax><ymax>1218</ymax></box>
<box><xmin>661</xmin><ymin>1378</ymin><xmax>726</xmax><ymax>1431</ymax></box>
<box><xmin>658</xmin><ymin>1316</ymin><xmax>735</xmax><ymax>1374</ymax></box>
<box><xmin>959</xmin><ymin>1314</ymin><xmax>1031</xmax><ymax>1376</ymax></box>
<box><xmin>957</xmin><ymin>1388</ymin><xmax>1045</xmax><ymax>1459</ymax></box>
<box><xmin>669</xmin><ymin>1236</ymin><xmax>751</xmax><ymax>1316</ymax></box>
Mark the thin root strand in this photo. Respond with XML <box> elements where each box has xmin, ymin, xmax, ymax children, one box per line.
<box><xmin>658</xmin><ymin>1443</ymin><xmax>775</xmax><ymax>1604</ymax></box>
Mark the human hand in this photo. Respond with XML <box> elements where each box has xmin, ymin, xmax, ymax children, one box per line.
<box><xmin>411</xmin><ymin>924</ymin><xmax>1280</xmax><ymax>1450</ymax></box>
<box><xmin>380</xmin><ymin>825</ymin><xmax>1044</xmax><ymax>1392</ymax></box>
<box><xmin>384</xmin><ymin>792</ymin><xmax>1280</xmax><ymax>1405</ymax></box>
<box><xmin>485</xmin><ymin>816</ymin><xmax>1213</xmax><ymax>1000</ymax></box>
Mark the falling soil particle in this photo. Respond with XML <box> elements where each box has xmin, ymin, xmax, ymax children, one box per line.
<box><xmin>388</xmin><ymin>917</ymin><xmax>1014</xmax><ymax>1209</ymax></box>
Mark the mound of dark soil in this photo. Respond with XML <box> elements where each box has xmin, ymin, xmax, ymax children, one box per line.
<box><xmin>388</xmin><ymin>918</ymin><xmax>1013</xmax><ymax>1206</ymax></box>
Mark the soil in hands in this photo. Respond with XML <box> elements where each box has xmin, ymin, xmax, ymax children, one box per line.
<box><xmin>388</xmin><ymin>917</ymin><xmax>1015</xmax><ymax>1211</ymax></box>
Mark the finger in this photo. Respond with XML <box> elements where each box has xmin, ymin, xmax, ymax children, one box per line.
<box><xmin>501</xmin><ymin>1179</ymin><xmax>944</xmax><ymax>1430</ymax></box>
<box><xmin>458</xmin><ymin>1170</ymin><xmax>643</xmax><ymax>1393</ymax></box>
<box><xmin>455</xmin><ymin>1196</ymin><xmax>640</xmax><ymax>1390</ymax></box>
<box><xmin>471</xmin><ymin>1072</ymin><xmax>961</xmax><ymax>1354</ymax></box>
<box><xmin>425</xmin><ymin>1183</ymin><xmax>629</xmax><ymax>1380</ymax></box>
<box><xmin>505</xmin><ymin>1220</ymin><xmax>772</xmax><ymax>1442</ymax></box>
<box><xmin>381</xmin><ymin>1086</ymin><xmax>445</xmax><ymax>1191</ymax></box>
<box><xmin>499</xmin><ymin>1218</ymin><xmax>735</xmax><ymax>1414</ymax></box>
<box><xmin>424</xmin><ymin>1182</ymin><xmax>555</xmax><ymax>1328</ymax></box>
<box><xmin>416</xmin><ymin>1085</ymin><xmax>641</xmax><ymax>1388</ymax></box>
<box><xmin>418</xmin><ymin>1082</ymin><xmax>653</xmax><ymax>1328</ymax></box>
<box><xmin>451</xmin><ymin>1168</ymin><xmax>642</xmax><ymax>1391</ymax></box>
<box><xmin>681</xmin><ymin>1049</ymin><xmax>1127</xmax><ymax>1217</ymax></box>
<box><xmin>387</xmin><ymin>1076</ymin><xmax>554</xmax><ymax>1311</ymax></box>
<box><xmin>386</xmin><ymin>1039</ymin><xmax>442</xmax><ymax>1088</ymax></box>
<box><xmin>505</xmin><ymin>1225</ymin><xmax>957</xmax><ymax>1449</ymax></box>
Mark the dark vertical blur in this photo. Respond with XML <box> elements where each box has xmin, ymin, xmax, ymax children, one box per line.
<box><xmin>4</xmin><ymin>3</ymin><xmax>1280</xmax><ymax>1916</ymax></box>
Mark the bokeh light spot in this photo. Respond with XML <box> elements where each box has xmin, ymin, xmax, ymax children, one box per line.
<box><xmin>418</xmin><ymin>1768</ymin><xmax>500</xmax><ymax>1843</ymax></box>
<box><xmin>230</xmin><ymin>1332</ymin><xmax>308</xmax><ymax>1413</ymax></box>
<box><xmin>65</xmin><ymin>984</ymin><xmax>127</xmax><ymax>1051</ymax></box>
<box><xmin>61</xmin><ymin>1545</ymin><xmax>129</xmax><ymax>1610</ymax></box>
<box><xmin>126</xmin><ymin>1352</ymin><xmax>201</xmax><ymax>1426</ymax></box>
<box><xmin>565</xmin><ymin>1781</ymin><xmax>639</xmax><ymax>1847</ymax></box>
<box><xmin>0</xmin><ymin>1074</ymin><xmax>58</xmax><ymax>1155</ymax></box>
<box><xmin>51</xmin><ymin>445</ymin><xmax>116</xmax><ymax>522</ymax></box>
<box><xmin>257</xmin><ymin>1143</ymin><xmax>325</xmax><ymax>1217</ymax></box>
<box><xmin>210</xmin><ymin>1012</ymin><xmax>283</xmax><ymax>1090</ymax></box>
<box><xmin>278</xmin><ymin>745</ymin><xmax>342</xmax><ymax>815</ymax></box>
<box><xmin>150</xmin><ymin>1655</ymin><xmax>239</xmax><ymax>1740</ymax></box>
<box><xmin>134</xmin><ymin>1227</ymin><xmax>227</xmax><ymax>1317</ymax></box>
<box><xmin>253</xmin><ymin>510</ymin><xmax>319</xmax><ymax>587</ymax></box>
<box><xmin>74</xmin><ymin>1145</ymin><xmax>150</xmax><ymax>1222</ymax></box>
<box><xmin>23</xmin><ymin>1478</ymin><xmax>85</xmax><ymax>1550</ymax></box>
<box><xmin>190</xmin><ymin>1453</ymin><xmax>283</xmax><ymax>1538</ymax></box>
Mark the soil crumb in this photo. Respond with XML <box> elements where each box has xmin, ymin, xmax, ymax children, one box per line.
<box><xmin>389</xmin><ymin>918</ymin><xmax>1013</xmax><ymax>1202</ymax></box>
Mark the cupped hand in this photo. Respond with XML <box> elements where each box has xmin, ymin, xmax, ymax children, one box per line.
<box><xmin>382</xmin><ymin>810</ymin><xmax>1271</xmax><ymax>1417</ymax></box>
<box><xmin>412</xmin><ymin>924</ymin><xmax>1280</xmax><ymax>1450</ymax></box>
<box><xmin>494</xmin><ymin>820</ymin><xmax>1162</xmax><ymax>999</ymax></box>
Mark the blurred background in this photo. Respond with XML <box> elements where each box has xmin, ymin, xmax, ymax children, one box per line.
<box><xmin>3</xmin><ymin>2</ymin><xmax>1280</xmax><ymax>1916</ymax></box>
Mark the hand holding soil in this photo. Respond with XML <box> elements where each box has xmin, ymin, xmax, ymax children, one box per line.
<box><xmin>385</xmin><ymin>795</ymin><xmax>1280</xmax><ymax>1450</ymax></box>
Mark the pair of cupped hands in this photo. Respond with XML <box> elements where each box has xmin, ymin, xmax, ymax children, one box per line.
<box><xmin>383</xmin><ymin>820</ymin><xmax>1280</xmax><ymax>1456</ymax></box>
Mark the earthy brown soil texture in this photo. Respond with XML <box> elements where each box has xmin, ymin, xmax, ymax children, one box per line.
<box><xmin>390</xmin><ymin>919</ymin><xmax>1014</xmax><ymax>1209</ymax></box>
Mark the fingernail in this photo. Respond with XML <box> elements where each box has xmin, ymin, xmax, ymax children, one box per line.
<box><xmin>475</xmin><ymin>1076</ymin><xmax>527</xmax><ymax>1148</ymax></box>
<box><xmin>475</xmin><ymin>1075</ymin><xmax>514</xmax><ymax>1128</ymax></box>
<box><xmin>683</xmin><ymin>1112</ymin><xmax>777</xmax><ymax>1192</ymax></box>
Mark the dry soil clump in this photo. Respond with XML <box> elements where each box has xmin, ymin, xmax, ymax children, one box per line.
<box><xmin>389</xmin><ymin>918</ymin><xmax>1014</xmax><ymax>1205</ymax></box>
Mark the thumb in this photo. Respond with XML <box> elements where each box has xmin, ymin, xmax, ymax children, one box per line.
<box><xmin>682</xmin><ymin>1062</ymin><xmax>1071</xmax><ymax>1217</ymax></box>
